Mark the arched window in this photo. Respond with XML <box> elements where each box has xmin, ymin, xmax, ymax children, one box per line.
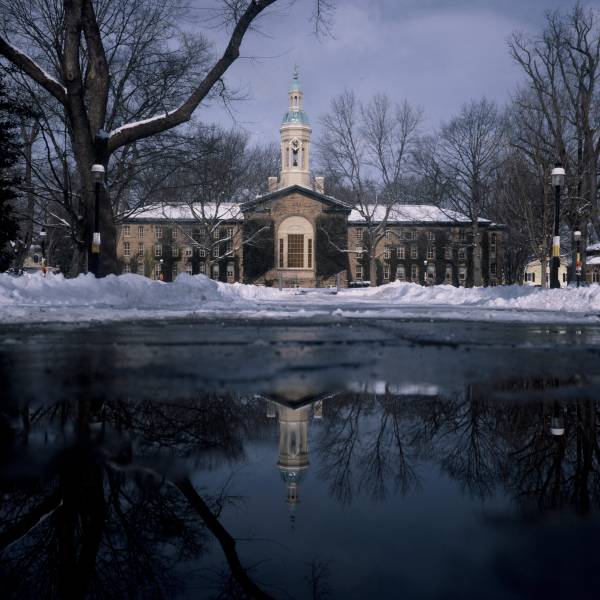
<box><xmin>278</xmin><ymin>216</ymin><xmax>314</xmax><ymax>270</ymax></box>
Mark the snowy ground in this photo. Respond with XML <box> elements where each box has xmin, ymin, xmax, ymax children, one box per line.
<box><xmin>1</xmin><ymin>271</ymin><xmax>600</xmax><ymax>324</ymax></box>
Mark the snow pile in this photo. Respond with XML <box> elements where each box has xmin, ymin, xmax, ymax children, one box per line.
<box><xmin>366</xmin><ymin>281</ymin><xmax>600</xmax><ymax>313</ymax></box>
<box><xmin>0</xmin><ymin>272</ymin><xmax>250</xmax><ymax>310</ymax></box>
<box><xmin>0</xmin><ymin>272</ymin><xmax>599</xmax><ymax>323</ymax></box>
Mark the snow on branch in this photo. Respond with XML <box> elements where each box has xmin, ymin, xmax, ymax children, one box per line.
<box><xmin>0</xmin><ymin>37</ymin><xmax>67</xmax><ymax>105</ymax></box>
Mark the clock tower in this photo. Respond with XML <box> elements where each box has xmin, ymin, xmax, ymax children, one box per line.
<box><xmin>278</xmin><ymin>67</ymin><xmax>312</xmax><ymax>189</ymax></box>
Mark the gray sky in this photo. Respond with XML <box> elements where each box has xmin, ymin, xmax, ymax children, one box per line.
<box><xmin>193</xmin><ymin>0</ymin><xmax>587</xmax><ymax>144</ymax></box>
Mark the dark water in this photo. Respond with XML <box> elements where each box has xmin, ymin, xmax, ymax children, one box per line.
<box><xmin>2</xmin><ymin>318</ymin><xmax>600</xmax><ymax>599</ymax></box>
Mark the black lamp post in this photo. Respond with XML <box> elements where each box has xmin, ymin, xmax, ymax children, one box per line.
<box><xmin>574</xmin><ymin>230</ymin><xmax>582</xmax><ymax>288</ymax></box>
<box><xmin>159</xmin><ymin>258</ymin><xmax>164</xmax><ymax>281</ymax></box>
<box><xmin>39</xmin><ymin>226</ymin><xmax>47</xmax><ymax>276</ymax></box>
<box><xmin>90</xmin><ymin>164</ymin><xmax>105</xmax><ymax>276</ymax></box>
<box><xmin>550</xmin><ymin>162</ymin><xmax>565</xmax><ymax>289</ymax></box>
<box><xmin>423</xmin><ymin>259</ymin><xmax>428</xmax><ymax>286</ymax></box>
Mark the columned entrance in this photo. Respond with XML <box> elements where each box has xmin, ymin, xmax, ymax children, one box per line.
<box><xmin>277</xmin><ymin>216</ymin><xmax>315</xmax><ymax>286</ymax></box>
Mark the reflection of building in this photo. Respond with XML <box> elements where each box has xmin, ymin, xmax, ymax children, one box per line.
<box><xmin>116</xmin><ymin>70</ymin><xmax>504</xmax><ymax>287</ymax></box>
<box><xmin>264</xmin><ymin>396</ymin><xmax>329</xmax><ymax>506</ymax></box>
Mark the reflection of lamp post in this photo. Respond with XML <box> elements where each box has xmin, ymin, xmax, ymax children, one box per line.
<box><xmin>549</xmin><ymin>402</ymin><xmax>565</xmax><ymax>437</ymax></box>
<box><xmin>423</xmin><ymin>259</ymin><xmax>428</xmax><ymax>286</ymax></box>
<box><xmin>39</xmin><ymin>226</ymin><xmax>47</xmax><ymax>276</ymax></box>
<box><xmin>550</xmin><ymin>162</ymin><xmax>565</xmax><ymax>289</ymax></box>
<box><xmin>90</xmin><ymin>164</ymin><xmax>105</xmax><ymax>277</ymax></box>
<box><xmin>574</xmin><ymin>230</ymin><xmax>582</xmax><ymax>288</ymax></box>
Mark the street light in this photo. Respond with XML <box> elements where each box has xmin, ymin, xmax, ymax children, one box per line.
<box><xmin>423</xmin><ymin>259</ymin><xmax>428</xmax><ymax>287</ymax></box>
<box><xmin>159</xmin><ymin>258</ymin><xmax>164</xmax><ymax>281</ymax></box>
<box><xmin>90</xmin><ymin>164</ymin><xmax>105</xmax><ymax>276</ymax></box>
<box><xmin>574</xmin><ymin>230</ymin><xmax>582</xmax><ymax>288</ymax></box>
<box><xmin>39</xmin><ymin>226</ymin><xmax>47</xmax><ymax>276</ymax></box>
<box><xmin>550</xmin><ymin>162</ymin><xmax>565</xmax><ymax>289</ymax></box>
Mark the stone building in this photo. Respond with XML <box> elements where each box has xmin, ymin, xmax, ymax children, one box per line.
<box><xmin>116</xmin><ymin>71</ymin><xmax>504</xmax><ymax>287</ymax></box>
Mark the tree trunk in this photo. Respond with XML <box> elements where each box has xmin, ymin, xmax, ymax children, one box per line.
<box><xmin>14</xmin><ymin>126</ymin><xmax>37</xmax><ymax>270</ymax></box>
<box><xmin>471</xmin><ymin>221</ymin><xmax>482</xmax><ymax>287</ymax></box>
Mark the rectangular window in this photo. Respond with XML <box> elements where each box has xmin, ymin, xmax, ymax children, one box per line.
<box><xmin>490</xmin><ymin>262</ymin><xmax>496</xmax><ymax>275</ymax></box>
<box><xmin>411</xmin><ymin>245</ymin><xmax>418</xmax><ymax>259</ymax></box>
<box><xmin>154</xmin><ymin>244</ymin><xmax>162</xmax><ymax>257</ymax></box>
<box><xmin>383</xmin><ymin>264</ymin><xmax>390</xmax><ymax>281</ymax></box>
<box><xmin>356</xmin><ymin>264</ymin><xmax>363</xmax><ymax>280</ymax></box>
<box><xmin>123</xmin><ymin>225</ymin><xmax>130</xmax><ymax>237</ymax></box>
<box><xmin>137</xmin><ymin>262</ymin><xmax>144</xmax><ymax>275</ymax></box>
<box><xmin>172</xmin><ymin>264</ymin><xmax>177</xmax><ymax>278</ymax></box>
<box><xmin>445</xmin><ymin>265</ymin><xmax>453</xmax><ymax>282</ymax></box>
<box><xmin>409</xmin><ymin>230</ymin><xmax>417</xmax><ymax>241</ymax></box>
<box><xmin>198</xmin><ymin>247</ymin><xmax>206</xmax><ymax>258</ymax></box>
<box><xmin>397</xmin><ymin>264</ymin><xmax>406</xmax><ymax>281</ymax></box>
<box><xmin>123</xmin><ymin>241</ymin><xmax>130</xmax><ymax>256</ymax></box>
<box><xmin>155</xmin><ymin>226</ymin><xmax>163</xmax><ymax>239</ymax></box>
<box><xmin>172</xmin><ymin>228</ymin><xmax>178</xmax><ymax>240</ymax></box>
<box><xmin>356</xmin><ymin>228</ymin><xmax>364</xmax><ymax>241</ymax></box>
<box><xmin>172</xmin><ymin>246</ymin><xmax>179</xmax><ymax>258</ymax></box>
<box><xmin>138</xmin><ymin>225</ymin><xmax>144</xmax><ymax>238</ymax></box>
<box><xmin>459</xmin><ymin>229</ymin><xmax>467</xmax><ymax>241</ymax></box>
<box><xmin>426</xmin><ymin>246</ymin><xmax>435</xmax><ymax>260</ymax></box>
<box><xmin>445</xmin><ymin>246</ymin><xmax>452</xmax><ymax>260</ymax></box>
<box><xmin>212</xmin><ymin>264</ymin><xmax>219</xmax><ymax>280</ymax></box>
<box><xmin>356</xmin><ymin>246</ymin><xmax>363</xmax><ymax>256</ymax></box>
<box><xmin>123</xmin><ymin>264</ymin><xmax>131</xmax><ymax>273</ymax></box>
<box><xmin>154</xmin><ymin>263</ymin><xmax>161</xmax><ymax>279</ymax></box>
<box><xmin>138</xmin><ymin>242</ymin><xmax>144</xmax><ymax>256</ymax></box>
<box><xmin>385</xmin><ymin>230</ymin><xmax>391</xmax><ymax>240</ymax></box>
<box><xmin>411</xmin><ymin>264</ymin><xmax>419</xmax><ymax>281</ymax></box>
<box><xmin>212</xmin><ymin>245</ymin><xmax>219</xmax><ymax>258</ymax></box>
<box><xmin>226</xmin><ymin>240</ymin><xmax>233</xmax><ymax>255</ymax></box>
<box><xmin>458</xmin><ymin>248</ymin><xmax>466</xmax><ymax>261</ymax></box>
<box><xmin>384</xmin><ymin>246</ymin><xmax>391</xmax><ymax>260</ymax></box>
<box><xmin>226</xmin><ymin>263</ymin><xmax>235</xmax><ymax>283</ymax></box>
<box><xmin>308</xmin><ymin>238</ymin><xmax>312</xmax><ymax>268</ymax></box>
<box><xmin>199</xmin><ymin>262</ymin><xmax>206</xmax><ymax>274</ymax></box>
<box><xmin>186</xmin><ymin>264</ymin><xmax>193</xmax><ymax>275</ymax></box>
<box><xmin>459</xmin><ymin>266</ymin><xmax>467</xmax><ymax>284</ymax></box>
<box><xmin>279</xmin><ymin>238</ymin><xmax>284</xmax><ymax>268</ymax></box>
<box><xmin>427</xmin><ymin>231</ymin><xmax>435</xmax><ymax>241</ymax></box>
<box><xmin>185</xmin><ymin>247</ymin><xmax>193</xmax><ymax>258</ymax></box>
<box><xmin>397</xmin><ymin>246</ymin><xmax>405</xmax><ymax>259</ymax></box>
<box><xmin>225</xmin><ymin>226</ymin><xmax>234</xmax><ymax>239</ymax></box>
<box><xmin>287</xmin><ymin>234</ymin><xmax>304</xmax><ymax>268</ymax></box>
<box><xmin>490</xmin><ymin>232</ymin><xmax>497</xmax><ymax>249</ymax></box>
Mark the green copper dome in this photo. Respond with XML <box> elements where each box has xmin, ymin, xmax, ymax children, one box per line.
<box><xmin>282</xmin><ymin>110</ymin><xmax>310</xmax><ymax>125</ymax></box>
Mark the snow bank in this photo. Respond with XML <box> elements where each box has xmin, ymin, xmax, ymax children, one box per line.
<box><xmin>364</xmin><ymin>281</ymin><xmax>600</xmax><ymax>313</ymax></box>
<box><xmin>0</xmin><ymin>272</ymin><xmax>599</xmax><ymax>323</ymax></box>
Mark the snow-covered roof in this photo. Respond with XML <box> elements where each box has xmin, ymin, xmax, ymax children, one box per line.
<box><xmin>587</xmin><ymin>242</ymin><xmax>600</xmax><ymax>252</ymax></box>
<box><xmin>126</xmin><ymin>203</ymin><xmax>242</xmax><ymax>222</ymax></box>
<box><xmin>348</xmin><ymin>204</ymin><xmax>491</xmax><ymax>225</ymax></box>
<box><xmin>588</xmin><ymin>256</ymin><xmax>600</xmax><ymax>265</ymax></box>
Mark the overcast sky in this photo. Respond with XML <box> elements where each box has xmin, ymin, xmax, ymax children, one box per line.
<box><xmin>192</xmin><ymin>0</ymin><xmax>587</xmax><ymax>145</ymax></box>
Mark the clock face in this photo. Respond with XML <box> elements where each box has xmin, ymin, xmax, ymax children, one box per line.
<box><xmin>290</xmin><ymin>138</ymin><xmax>300</xmax><ymax>151</ymax></box>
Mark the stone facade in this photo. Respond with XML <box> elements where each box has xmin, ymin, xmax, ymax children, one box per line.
<box><xmin>116</xmin><ymin>71</ymin><xmax>504</xmax><ymax>287</ymax></box>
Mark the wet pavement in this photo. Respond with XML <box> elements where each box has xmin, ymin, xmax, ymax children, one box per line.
<box><xmin>2</xmin><ymin>317</ymin><xmax>600</xmax><ymax>598</ymax></box>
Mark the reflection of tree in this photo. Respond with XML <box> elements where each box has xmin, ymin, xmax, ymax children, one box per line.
<box><xmin>315</xmin><ymin>393</ymin><xmax>446</xmax><ymax>503</ymax></box>
<box><xmin>436</xmin><ymin>390</ymin><xmax>505</xmax><ymax>499</ymax></box>
<box><xmin>0</xmin><ymin>395</ymin><xmax>274</xmax><ymax>599</ymax></box>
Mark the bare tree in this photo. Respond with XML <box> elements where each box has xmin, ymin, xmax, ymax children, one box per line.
<box><xmin>509</xmin><ymin>3</ymin><xmax>600</xmax><ymax>279</ymax></box>
<box><xmin>0</xmin><ymin>0</ymin><xmax>332</xmax><ymax>276</ymax></box>
<box><xmin>318</xmin><ymin>91</ymin><xmax>422</xmax><ymax>286</ymax></box>
<box><xmin>435</xmin><ymin>98</ymin><xmax>505</xmax><ymax>287</ymax></box>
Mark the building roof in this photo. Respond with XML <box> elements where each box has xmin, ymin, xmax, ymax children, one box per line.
<box><xmin>587</xmin><ymin>242</ymin><xmax>600</xmax><ymax>252</ymax></box>
<box><xmin>282</xmin><ymin>110</ymin><xmax>310</xmax><ymax>125</ymax></box>
<box><xmin>588</xmin><ymin>256</ymin><xmax>600</xmax><ymax>265</ymax></box>
<box><xmin>244</xmin><ymin>184</ymin><xmax>351</xmax><ymax>212</ymax></box>
<box><xmin>348</xmin><ymin>204</ymin><xmax>492</xmax><ymax>225</ymax></box>
<box><xmin>125</xmin><ymin>203</ymin><xmax>242</xmax><ymax>222</ymax></box>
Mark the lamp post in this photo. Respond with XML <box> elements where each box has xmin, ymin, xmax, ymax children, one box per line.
<box><xmin>550</xmin><ymin>162</ymin><xmax>565</xmax><ymax>289</ymax></box>
<box><xmin>39</xmin><ymin>226</ymin><xmax>47</xmax><ymax>276</ymax></box>
<box><xmin>90</xmin><ymin>164</ymin><xmax>105</xmax><ymax>277</ymax></box>
<box><xmin>159</xmin><ymin>258</ymin><xmax>164</xmax><ymax>281</ymax></box>
<box><xmin>423</xmin><ymin>259</ymin><xmax>428</xmax><ymax>286</ymax></box>
<box><xmin>574</xmin><ymin>230</ymin><xmax>582</xmax><ymax>288</ymax></box>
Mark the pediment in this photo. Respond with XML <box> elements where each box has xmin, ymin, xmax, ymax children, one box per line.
<box><xmin>242</xmin><ymin>184</ymin><xmax>350</xmax><ymax>213</ymax></box>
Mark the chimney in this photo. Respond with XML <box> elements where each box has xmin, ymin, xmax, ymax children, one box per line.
<box><xmin>314</xmin><ymin>176</ymin><xmax>325</xmax><ymax>194</ymax></box>
<box><xmin>268</xmin><ymin>176</ymin><xmax>278</xmax><ymax>192</ymax></box>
